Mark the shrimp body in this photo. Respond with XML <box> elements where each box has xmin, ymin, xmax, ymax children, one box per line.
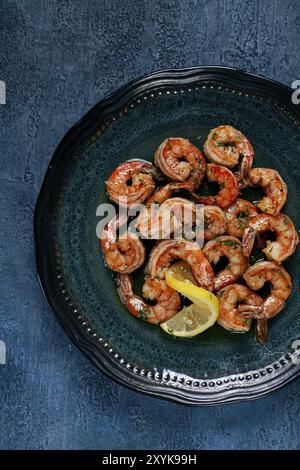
<box><xmin>247</xmin><ymin>168</ymin><xmax>287</xmax><ymax>214</ymax></box>
<box><xmin>204</xmin><ymin>205</ymin><xmax>226</xmax><ymax>241</ymax></box>
<box><xmin>217</xmin><ymin>284</ymin><xmax>263</xmax><ymax>333</ymax></box>
<box><xmin>136</xmin><ymin>197</ymin><xmax>196</xmax><ymax>240</ymax></box>
<box><xmin>145</xmin><ymin>180</ymin><xmax>192</xmax><ymax>207</ymax></box>
<box><xmin>203</xmin><ymin>236</ymin><xmax>248</xmax><ymax>291</ymax></box>
<box><xmin>117</xmin><ymin>274</ymin><xmax>180</xmax><ymax>324</ymax></box>
<box><xmin>154</xmin><ymin>138</ymin><xmax>206</xmax><ymax>190</ymax></box>
<box><xmin>137</xmin><ymin>198</ymin><xmax>225</xmax><ymax>242</ymax></box>
<box><xmin>243</xmin><ymin>261</ymin><xmax>292</xmax><ymax>319</ymax></box>
<box><xmin>106</xmin><ymin>160</ymin><xmax>162</xmax><ymax>207</ymax></box>
<box><xmin>242</xmin><ymin>213</ymin><xmax>299</xmax><ymax>263</ymax></box>
<box><xmin>101</xmin><ymin>215</ymin><xmax>145</xmax><ymax>273</ymax></box>
<box><xmin>204</xmin><ymin>125</ymin><xmax>254</xmax><ymax>183</ymax></box>
<box><xmin>192</xmin><ymin>164</ymin><xmax>239</xmax><ymax>208</ymax></box>
<box><xmin>147</xmin><ymin>239</ymin><xmax>214</xmax><ymax>291</ymax></box>
<box><xmin>225</xmin><ymin>198</ymin><xmax>258</xmax><ymax>238</ymax></box>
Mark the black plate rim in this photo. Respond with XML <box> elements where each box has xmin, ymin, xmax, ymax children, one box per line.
<box><xmin>34</xmin><ymin>66</ymin><xmax>300</xmax><ymax>405</ymax></box>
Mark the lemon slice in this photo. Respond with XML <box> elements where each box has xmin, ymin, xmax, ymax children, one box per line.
<box><xmin>167</xmin><ymin>260</ymin><xmax>198</xmax><ymax>285</ymax></box>
<box><xmin>160</xmin><ymin>270</ymin><xmax>219</xmax><ymax>337</ymax></box>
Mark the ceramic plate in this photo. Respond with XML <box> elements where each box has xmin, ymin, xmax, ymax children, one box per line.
<box><xmin>35</xmin><ymin>67</ymin><xmax>300</xmax><ymax>404</ymax></box>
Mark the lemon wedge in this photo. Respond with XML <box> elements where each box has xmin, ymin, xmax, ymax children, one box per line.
<box><xmin>165</xmin><ymin>260</ymin><xmax>198</xmax><ymax>285</ymax></box>
<box><xmin>160</xmin><ymin>268</ymin><xmax>219</xmax><ymax>337</ymax></box>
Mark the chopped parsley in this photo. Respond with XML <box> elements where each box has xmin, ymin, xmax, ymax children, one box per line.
<box><xmin>237</xmin><ymin>211</ymin><xmax>247</xmax><ymax>220</ymax></box>
<box><xmin>140</xmin><ymin>308</ymin><xmax>150</xmax><ymax>320</ymax></box>
<box><xmin>223</xmin><ymin>240</ymin><xmax>237</xmax><ymax>246</ymax></box>
<box><xmin>238</xmin><ymin>221</ymin><xmax>246</xmax><ymax>230</ymax></box>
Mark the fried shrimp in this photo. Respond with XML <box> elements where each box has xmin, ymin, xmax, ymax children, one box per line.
<box><xmin>154</xmin><ymin>138</ymin><xmax>206</xmax><ymax>190</ymax></box>
<box><xmin>106</xmin><ymin>160</ymin><xmax>163</xmax><ymax>207</ymax></box>
<box><xmin>147</xmin><ymin>239</ymin><xmax>214</xmax><ymax>291</ymax></box>
<box><xmin>204</xmin><ymin>206</ymin><xmax>227</xmax><ymax>241</ymax></box>
<box><xmin>217</xmin><ymin>284</ymin><xmax>263</xmax><ymax>333</ymax></box>
<box><xmin>204</xmin><ymin>125</ymin><xmax>254</xmax><ymax>183</ymax></box>
<box><xmin>100</xmin><ymin>123</ymin><xmax>297</xmax><ymax>342</ymax></box>
<box><xmin>136</xmin><ymin>197</ymin><xmax>197</xmax><ymax>240</ymax></box>
<box><xmin>247</xmin><ymin>168</ymin><xmax>287</xmax><ymax>214</ymax></box>
<box><xmin>203</xmin><ymin>236</ymin><xmax>248</xmax><ymax>291</ymax></box>
<box><xmin>191</xmin><ymin>163</ymin><xmax>239</xmax><ymax>208</ymax></box>
<box><xmin>225</xmin><ymin>198</ymin><xmax>258</xmax><ymax>238</ymax></box>
<box><xmin>242</xmin><ymin>213</ymin><xmax>299</xmax><ymax>263</ymax></box>
<box><xmin>101</xmin><ymin>214</ymin><xmax>145</xmax><ymax>273</ymax></box>
<box><xmin>243</xmin><ymin>261</ymin><xmax>292</xmax><ymax>320</ymax></box>
<box><xmin>117</xmin><ymin>274</ymin><xmax>180</xmax><ymax>324</ymax></box>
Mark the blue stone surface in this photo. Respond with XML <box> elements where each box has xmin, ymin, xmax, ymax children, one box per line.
<box><xmin>0</xmin><ymin>0</ymin><xmax>299</xmax><ymax>450</ymax></box>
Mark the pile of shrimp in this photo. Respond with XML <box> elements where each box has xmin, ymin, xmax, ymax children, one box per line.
<box><xmin>101</xmin><ymin>127</ymin><xmax>298</xmax><ymax>342</ymax></box>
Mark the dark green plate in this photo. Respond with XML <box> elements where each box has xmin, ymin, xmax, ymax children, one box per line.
<box><xmin>35</xmin><ymin>67</ymin><xmax>300</xmax><ymax>404</ymax></box>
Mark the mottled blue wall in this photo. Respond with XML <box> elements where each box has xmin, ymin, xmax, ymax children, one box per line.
<box><xmin>0</xmin><ymin>0</ymin><xmax>299</xmax><ymax>450</ymax></box>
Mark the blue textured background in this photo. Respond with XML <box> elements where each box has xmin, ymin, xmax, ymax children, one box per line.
<box><xmin>0</xmin><ymin>0</ymin><xmax>299</xmax><ymax>450</ymax></box>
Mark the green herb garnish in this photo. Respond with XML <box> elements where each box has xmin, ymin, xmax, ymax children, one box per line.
<box><xmin>223</xmin><ymin>240</ymin><xmax>237</xmax><ymax>246</ymax></box>
<box><xmin>140</xmin><ymin>308</ymin><xmax>150</xmax><ymax>320</ymax></box>
<box><xmin>237</xmin><ymin>211</ymin><xmax>247</xmax><ymax>220</ymax></box>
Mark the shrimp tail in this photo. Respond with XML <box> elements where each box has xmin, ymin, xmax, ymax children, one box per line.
<box><xmin>256</xmin><ymin>319</ymin><xmax>268</xmax><ymax>343</ymax></box>
<box><xmin>238</xmin><ymin>304</ymin><xmax>263</xmax><ymax>317</ymax></box>
<box><xmin>117</xmin><ymin>273</ymin><xmax>148</xmax><ymax>319</ymax></box>
<box><xmin>238</xmin><ymin>154</ymin><xmax>254</xmax><ymax>187</ymax></box>
<box><xmin>238</xmin><ymin>304</ymin><xmax>268</xmax><ymax>342</ymax></box>
<box><xmin>242</xmin><ymin>226</ymin><xmax>256</xmax><ymax>257</ymax></box>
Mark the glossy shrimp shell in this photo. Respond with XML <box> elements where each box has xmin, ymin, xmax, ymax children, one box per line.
<box><xmin>203</xmin><ymin>236</ymin><xmax>249</xmax><ymax>291</ymax></box>
<box><xmin>117</xmin><ymin>274</ymin><xmax>180</xmax><ymax>324</ymax></box>
<box><xmin>204</xmin><ymin>125</ymin><xmax>254</xmax><ymax>184</ymax></box>
<box><xmin>225</xmin><ymin>198</ymin><xmax>258</xmax><ymax>238</ymax></box>
<box><xmin>101</xmin><ymin>214</ymin><xmax>145</xmax><ymax>273</ymax></box>
<box><xmin>136</xmin><ymin>197</ymin><xmax>196</xmax><ymax>240</ymax></box>
<box><xmin>243</xmin><ymin>261</ymin><xmax>292</xmax><ymax>320</ymax></box>
<box><xmin>217</xmin><ymin>284</ymin><xmax>263</xmax><ymax>333</ymax></box>
<box><xmin>154</xmin><ymin>138</ymin><xmax>206</xmax><ymax>190</ymax></box>
<box><xmin>106</xmin><ymin>160</ymin><xmax>162</xmax><ymax>207</ymax></box>
<box><xmin>204</xmin><ymin>205</ymin><xmax>227</xmax><ymax>241</ymax></box>
<box><xmin>242</xmin><ymin>213</ymin><xmax>299</xmax><ymax>263</ymax></box>
<box><xmin>192</xmin><ymin>163</ymin><xmax>239</xmax><ymax>208</ymax></box>
<box><xmin>247</xmin><ymin>168</ymin><xmax>287</xmax><ymax>215</ymax></box>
